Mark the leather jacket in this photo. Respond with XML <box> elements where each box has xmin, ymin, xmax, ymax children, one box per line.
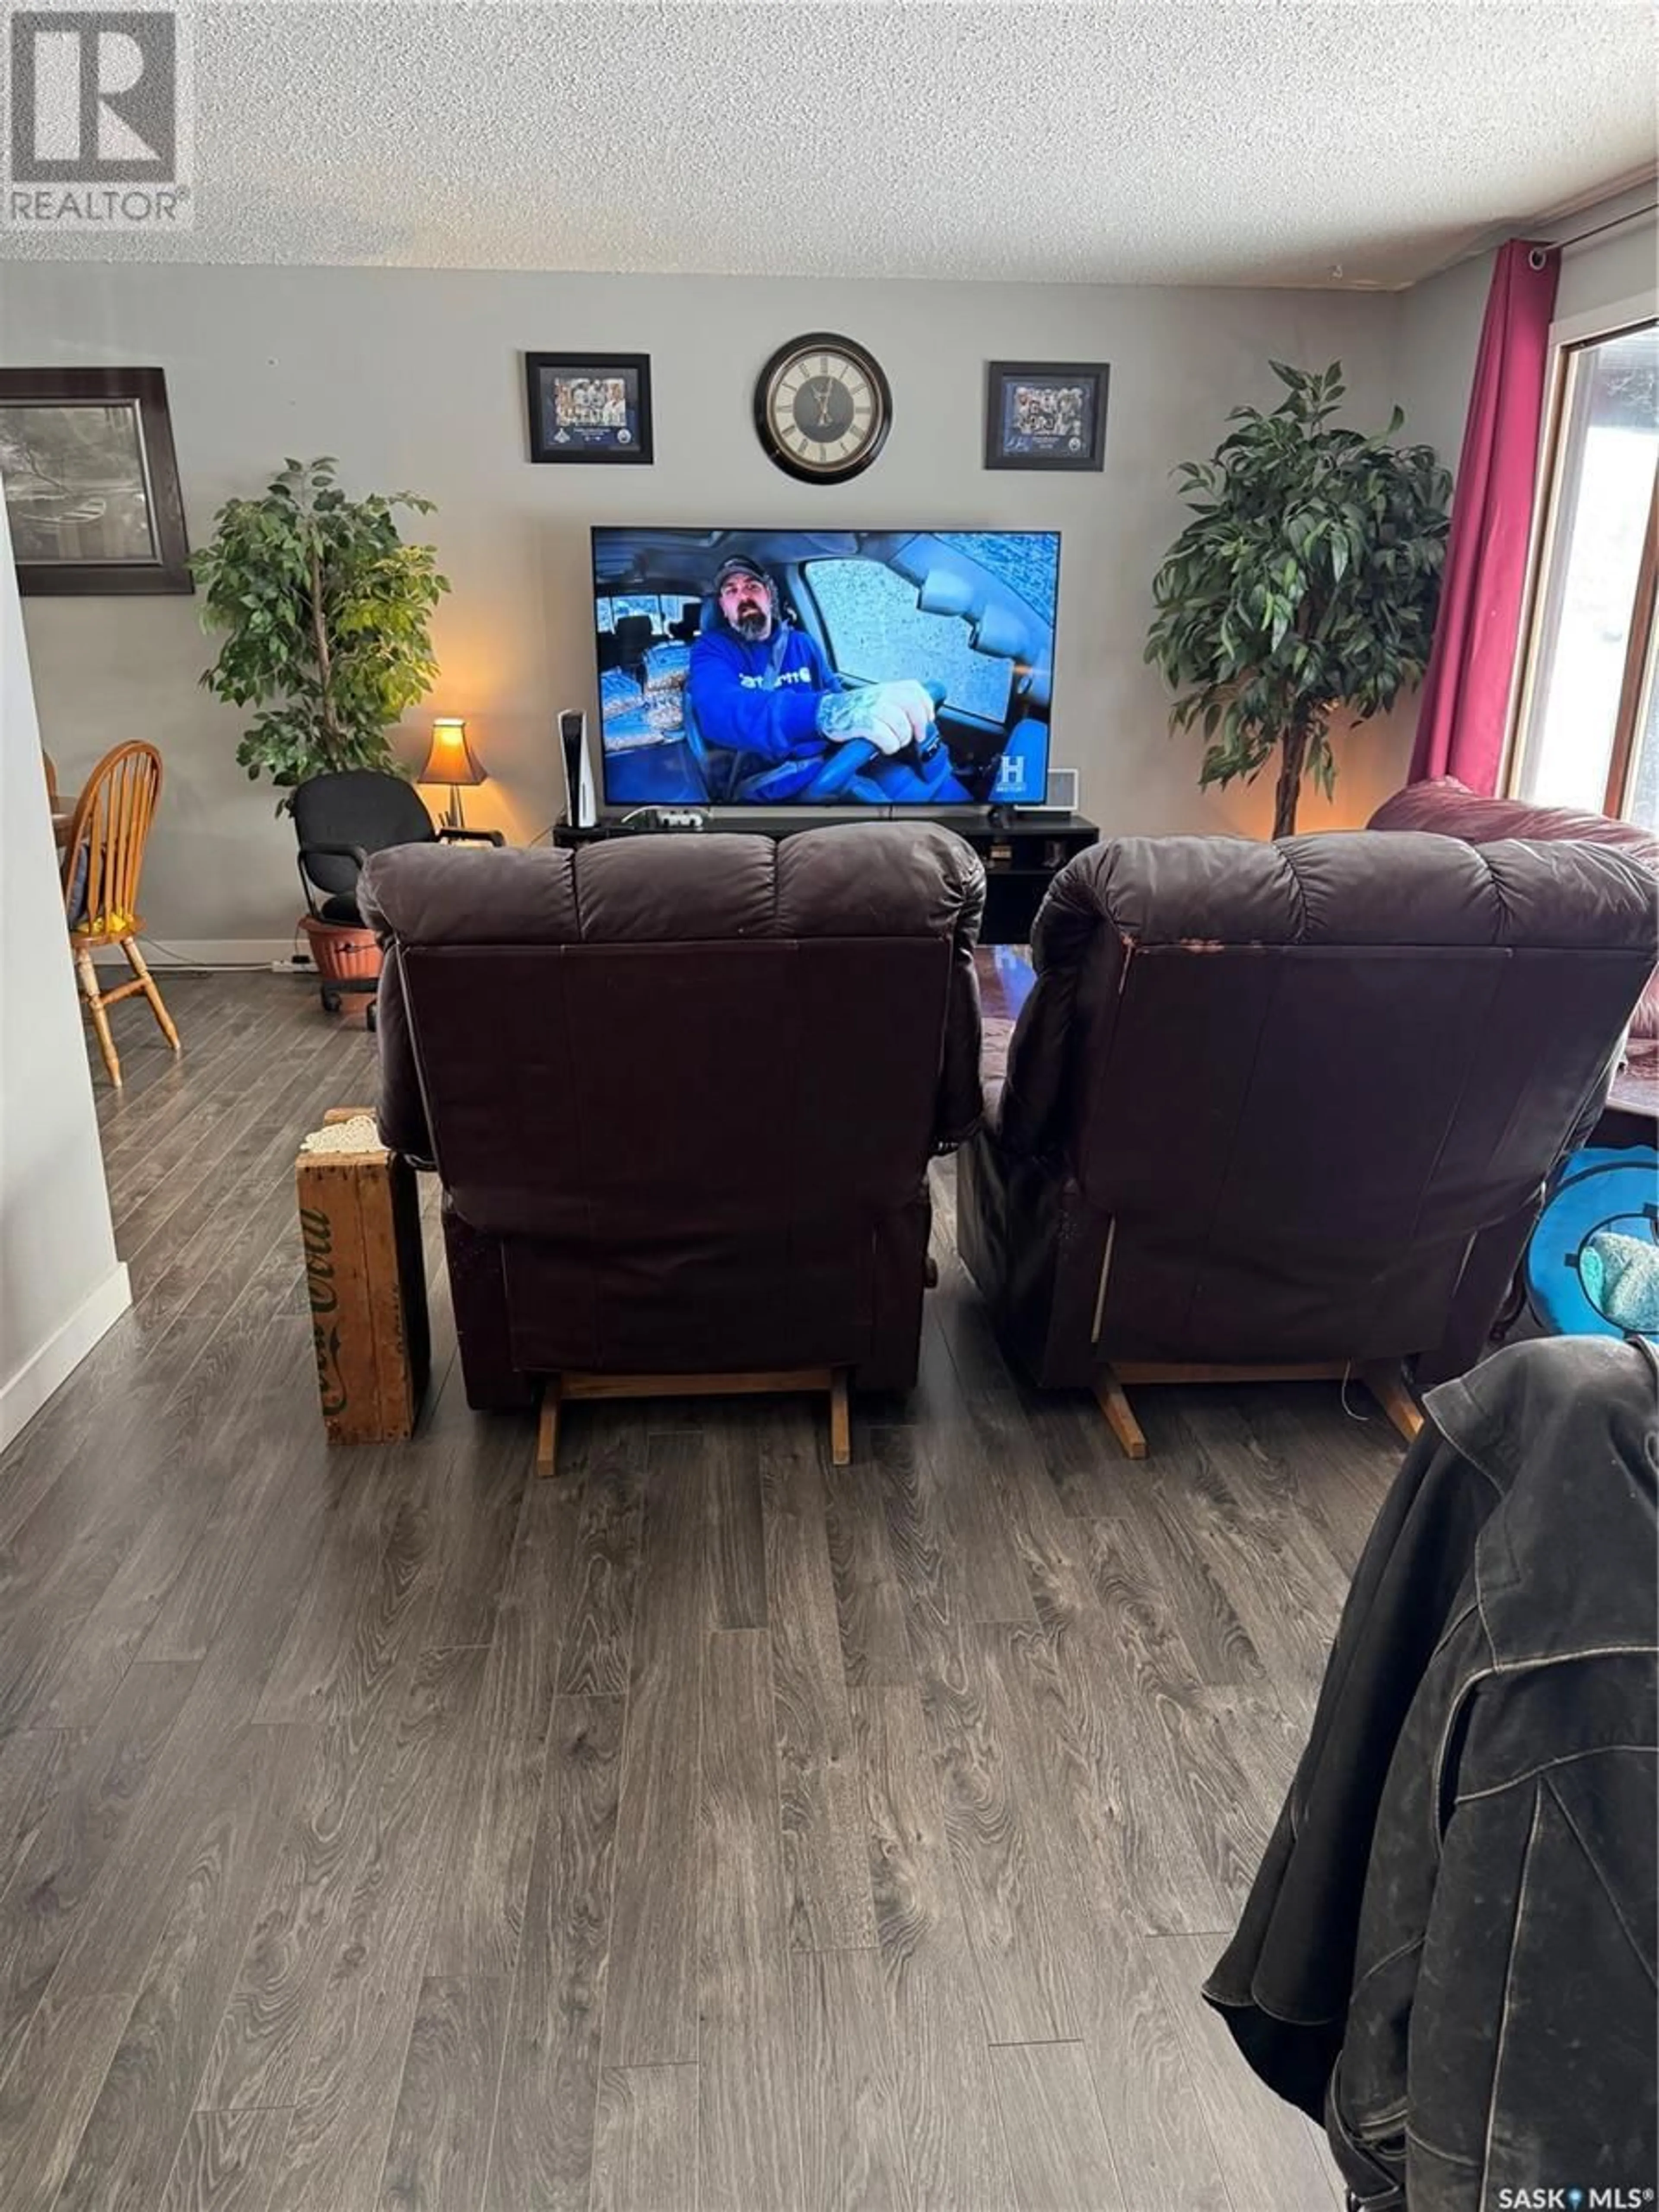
<box><xmin>1205</xmin><ymin>1336</ymin><xmax>1658</xmax><ymax>2209</ymax></box>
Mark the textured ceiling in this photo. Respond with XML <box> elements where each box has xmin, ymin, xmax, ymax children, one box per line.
<box><xmin>4</xmin><ymin>1</ymin><xmax>1655</xmax><ymax>287</ymax></box>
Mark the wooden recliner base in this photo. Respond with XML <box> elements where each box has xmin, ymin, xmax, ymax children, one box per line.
<box><xmin>537</xmin><ymin>1365</ymin><xmax>852</xmax><ymax>1476</ymax></box>
<box><xmin>1092</xmin><ymin>1360</ymin><xmax>1424</xmax><ymax>1462</ymax></box>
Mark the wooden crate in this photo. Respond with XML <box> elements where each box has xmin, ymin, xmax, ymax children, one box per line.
<box><xmin>295</xmin><ymin>1108</ymin><xmax>430</xmax><ymax>1444</ymax></box>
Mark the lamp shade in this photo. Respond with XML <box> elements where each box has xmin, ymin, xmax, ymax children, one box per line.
<box><xmin>421</xmin><ymin>718</ymin><xmax>484</xmax><ymax>788</ymax></box>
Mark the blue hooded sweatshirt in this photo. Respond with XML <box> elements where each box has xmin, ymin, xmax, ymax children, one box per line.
<box><xmin>686</xmin><ymin>624</ymin><xmax>841</xmax><ymax>769</ymax></box>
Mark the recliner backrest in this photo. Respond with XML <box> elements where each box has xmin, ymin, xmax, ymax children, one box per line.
<box><xmin>362</xmin><ymin>824</ymin><xmax>985</xmax><ymax>1239</ymax></box>
<box><xmin>1369</xmin><ymin>775</ymin><xmax>1659</xmax><ymax>1037</ymax></box>
<box><xmin>999</xmin><ymin>831</ymin><xmax>1656</xmax><ymax>1363</ymax></box>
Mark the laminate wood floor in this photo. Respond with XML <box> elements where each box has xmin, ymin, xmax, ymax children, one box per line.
<box><xmin>0</xmin><ymin>976</ymin><xmax>1401</xmax><ymax>2211</ymax></box>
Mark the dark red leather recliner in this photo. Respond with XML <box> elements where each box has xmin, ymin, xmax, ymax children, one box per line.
<box><xmin>1368</xmin><ymin>775</ymin><xmax>1659</xmax><ymax>1035</ymax></box>
<box><xmin>361</xmin><ymin>823</ymin><xmax>985</xmax><ymax>1451</ymax></box>
<box><xmin>958</xmin><ymin>831</ymin><xmax>1656</xmax><ymax>1453</ymax></box>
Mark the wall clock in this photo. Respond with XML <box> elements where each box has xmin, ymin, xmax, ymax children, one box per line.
<box><xmin>753</xmin><ymin>332</ymin><xmax>892</xmax><ymax>485</ymax></box>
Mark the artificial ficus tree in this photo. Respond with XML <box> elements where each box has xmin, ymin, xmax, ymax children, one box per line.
<box><xmin>1146</xmin><ymin>362</ymin><xmax>1451</xmax><ymax>837</ymax></box>
<box><xmin>191</xmin><ymin>457</ymin><xmax>448</xmax><ymax>804</ymax></box>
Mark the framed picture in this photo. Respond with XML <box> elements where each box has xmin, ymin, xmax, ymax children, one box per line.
<box><xmin>985</xmin><ymin>361</ymin><xmax>1109</xmax><ymax>472</ymax></box>
<box><xmin>525</xmin><ymin>353</ymin><xmax>653</xmax><ymax>465</ymax></box>
<box><xmin>0</xmin><ymin>367</ymin><xmax>192</xmax><ymax>595</ymax></box>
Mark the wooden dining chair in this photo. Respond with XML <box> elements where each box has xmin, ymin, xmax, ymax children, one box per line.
<box><xmin>60</xmin><ymin>740</ymin><xmax>180</xmax><ymax>1087</ymax></box>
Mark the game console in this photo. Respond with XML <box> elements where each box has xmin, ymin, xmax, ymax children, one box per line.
<box><xmin>559</xmin><ymin>708</ymin><xmax>597</xmax><ymax>829</ymax></box>
<box><xmin>619</xmin><ymin>807</ymin><xmax>706</xmax><ymax>833</ymax></box>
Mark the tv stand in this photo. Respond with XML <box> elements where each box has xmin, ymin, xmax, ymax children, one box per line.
<box><xmin>553</xmin><ymin>811</ymin><xmax>1099</xmax><ymax>947</ymax></box>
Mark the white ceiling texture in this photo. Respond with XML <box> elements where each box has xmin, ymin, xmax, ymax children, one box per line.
<box><xmin>3</xmin><ymin>1</ymin><xmax>1655</xmax><ymax>286</ymax></box>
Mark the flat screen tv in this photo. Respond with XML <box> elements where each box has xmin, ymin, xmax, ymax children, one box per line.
<box><xmin>590</xmin><ymin>528</ymin><xmax>1060</xmax><ymax>808</ymax></box>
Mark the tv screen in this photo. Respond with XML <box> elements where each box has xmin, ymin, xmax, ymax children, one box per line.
<box><xmin>590</xmin><ymin>528</ymin><xmax>1059</xmax><ymax>807</ymax></box>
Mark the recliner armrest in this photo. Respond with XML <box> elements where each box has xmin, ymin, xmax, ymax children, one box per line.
<box><xmin>296</xmin><ymin>841</ymin><xmax>371</xmax><ymax>920</ymax></box>
<box><xmin>298</xmin><ymin>839</ymin><xmax>372</xmax><ymax>874</ymax></box>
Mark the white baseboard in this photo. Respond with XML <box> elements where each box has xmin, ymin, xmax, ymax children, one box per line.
<box><xmin>89</xmin><ymin>939</ymin><xmax>302</xmax><ymax>969</ymax></box>
<box><xmin>0</xmin><ymin>1262</ymin><xmax>133</xmax><ymax>1454</ymax></box>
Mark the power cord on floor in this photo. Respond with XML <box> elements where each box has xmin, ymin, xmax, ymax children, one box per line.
<box><xmin>1338</xmin><ymin>1361</ymin><xmax>1372</xmax><ymax>1424</ymax></box>
<box><xmin>98</xmin><ymin>924</ymin><xmax>317</xmax><ymax>974</ymax></box>
<box><xmin>124</xmin><ymin>933</ymin><xmax>298</xmax><ymax>972</ymax></box>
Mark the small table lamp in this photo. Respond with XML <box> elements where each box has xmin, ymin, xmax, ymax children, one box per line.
<box><xmin>421</xmin><ymin>718</ymin><xmax>485</xmax><ymax>830</ymax></box>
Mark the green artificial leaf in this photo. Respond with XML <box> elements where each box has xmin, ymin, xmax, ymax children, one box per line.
<box><xmin>1146</xmin><ymin>359</ymin><xmax>1449</xmax><ymax>826</ymax></box>
<box><xmin>191</xmin><ymin>458</ymin><xmax>449</xmax><ymax>791</ymax></box>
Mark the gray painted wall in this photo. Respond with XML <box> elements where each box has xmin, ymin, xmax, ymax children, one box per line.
<box><xmin>5</xmin><ymin>264</ymin><xmax>1409</xmax><ymax>953</ymax></box>
<box><xmin>1397</xmin><ymin>184</ymin><xmax>1658</xmax><ymax>479</ymax></box>
<box><xmin>0</xmin><ymin>495</ymin><xmax>127</xmax><ymax>1446</ymax></box>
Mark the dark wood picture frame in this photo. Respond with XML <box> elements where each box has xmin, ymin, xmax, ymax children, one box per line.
<box><xmin>525</xmin><ymin>352</ymin><xmax>654</xmax><ymax>465</ymax></box>
<box><xmin>985</xmin><ymin>360</ymin><xmax>1109</xmax><ymax>473</ymax></box>
<box><xmin>0</xmin><ymin>366</ymin><xmax>192</xmax><ymax>595</ymax></box>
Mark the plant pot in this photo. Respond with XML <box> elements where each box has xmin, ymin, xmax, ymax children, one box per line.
<box><xmin>298</xmin><ymin>912</ymin><xmax>381</xmax><ymax>991</ymax></box>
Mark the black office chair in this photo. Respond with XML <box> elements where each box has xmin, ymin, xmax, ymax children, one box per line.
<box><xmin>292</xmin><ymin>770</ymin><xmax>503</xmax><ymax>1023</ymax></box>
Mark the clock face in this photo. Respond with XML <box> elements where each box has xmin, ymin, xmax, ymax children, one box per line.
<box><xmin>755</xmin><ymin>333</ymin><xmax>891</xmax><ymax>484</ymax></box>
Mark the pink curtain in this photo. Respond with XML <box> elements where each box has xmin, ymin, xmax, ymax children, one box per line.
<box><xmin>1409</xmin><ymin>239</ymin><xmax>1560</xmax><ymax>791</ymax></box>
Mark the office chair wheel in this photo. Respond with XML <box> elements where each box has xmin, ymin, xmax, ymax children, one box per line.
<box><xmin>320</xmin><ymin>985</ymin><xmax>342</xmax><ymax>1016</ymax></box>
<box><xmin>365</xmin><ymin>1000</ymin><xmax>378</xmax><ymax>1033</ymax></box>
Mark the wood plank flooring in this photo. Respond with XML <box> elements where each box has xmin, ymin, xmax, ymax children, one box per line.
<box><xmin>0</xmin><ymin>974</ymin><xmax>1402</xmax><ymax>2210</ymax></box>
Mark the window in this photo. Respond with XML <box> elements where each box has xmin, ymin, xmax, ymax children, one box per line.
<box><xmin>1510</xmin><ymin>313</ymin><xmax>1659</xmax><ymax>826</ymax></box>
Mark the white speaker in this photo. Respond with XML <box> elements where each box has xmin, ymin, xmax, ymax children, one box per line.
<box><xmin>559</xmin><ymin>708</ymin><xmax>597</xmax><ymax>828</ymax></box>
<box><xmin>1014</xmin><ymin>766</ymin><xmax>1080</xmax><ymax>818</ymax></box>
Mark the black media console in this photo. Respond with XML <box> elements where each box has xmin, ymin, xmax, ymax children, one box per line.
<box><xmin>551</xmin><ymin>812</ymin><xmax>1099</xmax><ymax>947</ymax></box>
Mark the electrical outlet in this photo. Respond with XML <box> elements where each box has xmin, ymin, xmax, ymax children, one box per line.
<box><xmin>270</xmin><ymin>954</ymin><xmax>315</xmax><ymax>974</ymax></box>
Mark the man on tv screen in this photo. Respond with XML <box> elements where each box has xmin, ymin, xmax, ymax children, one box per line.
<box><xmin>687</xmin><ymin>555</ymin><xmax>962</xmax><ymax>802</ymax></box>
